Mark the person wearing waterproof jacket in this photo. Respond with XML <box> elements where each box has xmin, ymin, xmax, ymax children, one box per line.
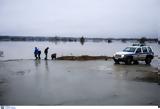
<box><xmin>34</xmin><ymin>47</ymin><xmax>39</xmax><ymax>60</ymax></box>
<box><xmin>38</xmin><ymin>49</ymin><xmax>41</xmax><ymax>59</ymax></box>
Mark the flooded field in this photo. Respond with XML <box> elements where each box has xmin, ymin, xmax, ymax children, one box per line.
<box><xmin>0</xmin><ymin>41</ymin><xmax>159</xmax><ymax>60</ymax></box>
<box><xmin>0</xmin><ymin>41</ymin><xmax>160</xmax><ymax>105</ymax></box>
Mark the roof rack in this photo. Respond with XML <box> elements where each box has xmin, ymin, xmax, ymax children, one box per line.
<box><xmin>132</xmin><ymin>43</ymin><xmax>146</xmax><ymax>46</ymax></box>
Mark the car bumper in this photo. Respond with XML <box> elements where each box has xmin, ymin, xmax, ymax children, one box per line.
<box><xmin>113</xmin><ymin>57</ymin><xmax>127</xmax><ymax>62</ymax></box>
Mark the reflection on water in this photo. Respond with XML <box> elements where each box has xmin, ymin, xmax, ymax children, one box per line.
<box><xmin>45</xmin><ymin>60</ymin><xmax>49</xmax><ymax>72</ymax></box>
<box><xmin>80</xmin><ymin>37</ymin><xmax>85</xmax><ymax>45</ymax></box>
<box><xmin>112</xmin><ymin>63</ymin><xmax>158</xmax><ymax>83</ymax></box>
<box><xmin>34</xmin><ymin>59</ymin><xmax>49</xmax><ymax>72</ymax></box>
<box><xmin>35</xmin><ymin>59</ymin><xmax>41</xmax><ymax>67</ymax></box>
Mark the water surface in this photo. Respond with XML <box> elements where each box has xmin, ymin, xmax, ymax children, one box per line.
<box><xmin>0</xmin><ymin>41</ymin><xmax>159</xmax><ymax>60</ymax></box>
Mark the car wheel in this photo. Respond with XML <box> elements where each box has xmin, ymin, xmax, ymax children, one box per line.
<box><xmin>114</xmin><ymin>59</ymin><xmax>119</xmax><ymax>64</ymax></box>
<box><xmin>125</xmin><ymin>57</ymin><xmax>132</xmax><ymax>65</ymax></box>
<box><xmin>145</xmin><ymin>57</ymin><xmax>152</xmax><ymax>64</ymax></box>
<box><xmin>133</xmin><ymin>60</ymin><xmax>139</xmax><ymax>65</ymax></box>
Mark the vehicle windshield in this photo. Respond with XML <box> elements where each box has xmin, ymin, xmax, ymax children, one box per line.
<box><xmin>123</xmin><ymin>47</ymin><xmax>136</xmax><ymax>52</ymax></box>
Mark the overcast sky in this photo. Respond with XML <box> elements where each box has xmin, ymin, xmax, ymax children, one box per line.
<box><xmin>0</xmin><ymin>0</ymin><xmax>159</xmax><ymax>38</ymax></box>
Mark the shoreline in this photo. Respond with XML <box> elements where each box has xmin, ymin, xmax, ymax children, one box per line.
<box><xmin>0</xmin><ymin>55</ymin><xmax>113</xmax><ymax>62</ymax></box>
<box><xmin>1</xmin><ymin>55</ymin><xmax>159</xmax><ymax>62</ymax></box>
<box><xmin>56</xmin><ymin>55</ymin><xmax>113</xmax><ymax>60</ymax></box>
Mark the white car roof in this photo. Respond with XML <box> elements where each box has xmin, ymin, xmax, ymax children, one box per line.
<box><xmin>127</xmin><ymin>46</ymin><xmax>150</xmax><ymax>48</ymax></box>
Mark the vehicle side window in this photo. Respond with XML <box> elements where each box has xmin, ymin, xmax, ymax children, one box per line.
<box><xmin>148</xmin><ymin>47</ymin><xmax>152</xmax><ymax>53</ymax></box>
<box><xmin>142</xmin><ymin>47</ymin><xmax>148</xmax><ymax>53</ymax></box>
<box><xmin>136</xmin><ymin>48</ymin><xmax>142</xmax><ymax>53</ymax></box>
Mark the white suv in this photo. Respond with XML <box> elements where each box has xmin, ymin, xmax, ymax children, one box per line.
<box><xmin>113</xmin><ymin>44</ymin><xmax>154</xmax><ymax>65</ymax></box>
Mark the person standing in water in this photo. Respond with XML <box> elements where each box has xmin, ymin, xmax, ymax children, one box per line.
<box><xmin>38</xmin><ymin>49</ymin><xmax>41</xmax><ymax>59</ymax></box>
<box><xmin>34</xmin><ymin>47</ymin><xmax>38</xmax><ymax>60</ymax></box>
<box><xmin>44</xmin><ymin>47</ymin><xmax>49</xmax><ymax>60</ymax></box>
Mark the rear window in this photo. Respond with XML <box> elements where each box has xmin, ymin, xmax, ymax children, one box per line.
<box><xmin>142</xmin><ymin>47</ymin><xmax>148</xmax><ymax>53</ymax></box>
<box><xmin>136</xmin><ymin>48</ymin><xmax>142</xmax><ymax>53</ymax></box>
<box><xmin>148</xmin><ymin>47</ymin><xmax>153</xmax><ymax>53</ymax></box>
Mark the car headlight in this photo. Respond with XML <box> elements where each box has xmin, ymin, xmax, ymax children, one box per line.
<box><xmin>121</xmin><ymin>55</ymin><xmax>125</xmax><ymax>58</ymax></box>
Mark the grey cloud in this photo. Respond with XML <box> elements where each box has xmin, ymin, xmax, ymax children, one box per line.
<box><xmin>0</xmin><ymin>0</ymin><xmax>159</xmax><ymax>38</ymax></box>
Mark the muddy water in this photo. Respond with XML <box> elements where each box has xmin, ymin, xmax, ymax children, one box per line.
<box><xmin>0</xmin><ymin>60</ymin><xmax>159</xmax><ymax>105</ymax></box>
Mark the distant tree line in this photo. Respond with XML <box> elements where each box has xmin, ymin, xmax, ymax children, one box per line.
<box><xmin>0</xmin><ymin>36</ymin><xmax>159</xmax><ymax>43</ymax></box>
<box><xmin>139</xmin><ymin>37</ymin><xmax>158</xmax><ymax>44</ymax></box>
<box><xmin>0</xmin><ymin>36</ymin><xmax>78</xmax><ymax>42</ymax></box>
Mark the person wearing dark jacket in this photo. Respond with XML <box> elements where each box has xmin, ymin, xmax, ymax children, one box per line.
<box><xmin>38</xmin><ymin>50</ymin><xmax>41</xmax><ymax>59</ymax></box>
<box><xmin>34</xmin><ymin>47</ymin><xmax>38</xmax><ymax>60</ymax></box>
<box><xmin>44</xmin><ymin>47</ymin><xmax>49</xmax><ymax>60</ymax></box>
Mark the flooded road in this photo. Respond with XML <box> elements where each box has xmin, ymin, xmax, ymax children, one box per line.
<box><xmin>0</xmin><ymin>59</ymin><xmax>159</xmax><ymax>105</ymax></box>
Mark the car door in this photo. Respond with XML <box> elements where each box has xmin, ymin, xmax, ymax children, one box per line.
<box><xmin>141</xmin><ymin>47</ymin><xmax>148</xmax><ymax>60</ymax></box>
<box><xmin>135</xmin><ymin>47</ymin><xmax>143</xmax><ymax>60</ymax></box>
